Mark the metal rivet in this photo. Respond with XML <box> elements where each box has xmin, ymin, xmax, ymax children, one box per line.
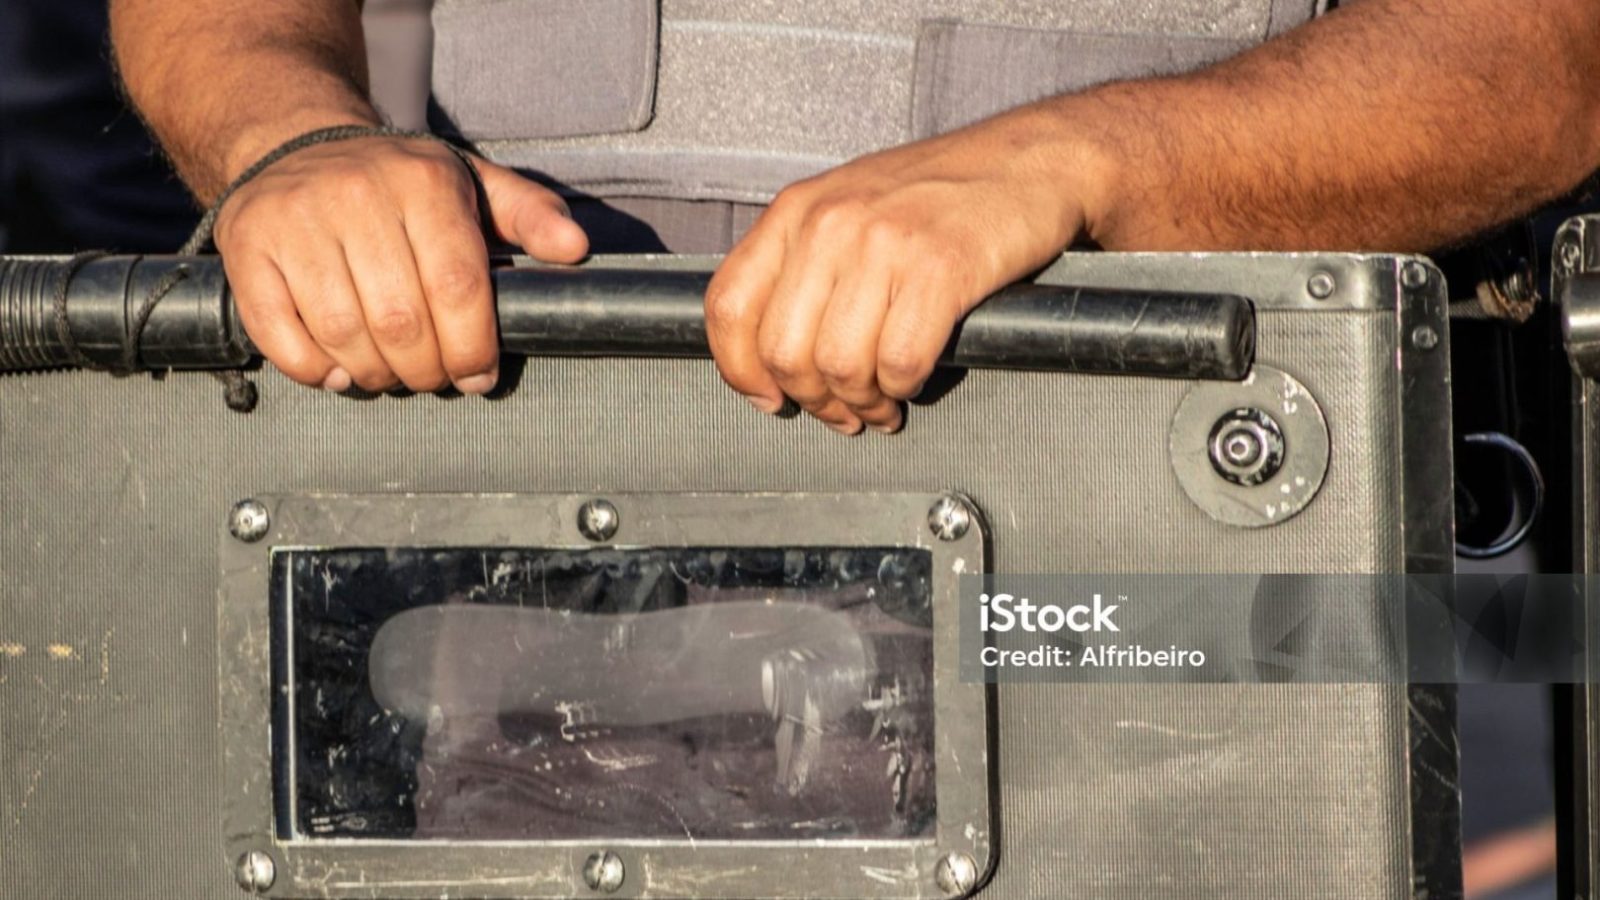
<box><xmin>1306</xmin><ymin>272</ymin><xmax>1336</xmax><ymax>300</ymax></box>
<box><xmin>1401</xmin><ymin>261</ymin><xmax>1431</xmax><ymax>290</ymax></box>
<box><xmin>577</xmin><ymin>499</ymin><xmax>620</xmax><ymax>543</ymax></box>
<box><xmin>583</xmin><ymin>850</ymin><xmax>625</xmax><ymax>894</ymax></box>
<box><xmin>1561</xmin><ymin>241</ymin><xmax>1583</xmax><ymax>272</ymax></box>
<box><xmin>1207</xmin><ymin>408</ymin><xmax>1286</xmax><ymax>487</ymax></box>
<box><xmin>928</xmin><ymin>495</ymin><xmax>972</xmax><ymax>542</ymax></box>
<box><xmin>228</xmin><ymin>499</ymin><xmax>270</xmax><ymax>543</ymax></box>
<box><xmin>1411</xmin><ymin>325</ymin><xmax>1440</xmax><ymax>351</ymax></box>
<box><xmin>234</xmin><ymin>850</ymin><xmax>275</xmax><ymax>894</ymax></box>
<box><xmin>935</xmin><ymin>852</ymin><xmax>978</xmax><ymax>896</ymax></box>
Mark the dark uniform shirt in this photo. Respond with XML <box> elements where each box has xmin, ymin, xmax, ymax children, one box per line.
<box><xmin>0</xmin><ymin>0</ymin><xmax>197</xmax><ymax>252</ymax></box>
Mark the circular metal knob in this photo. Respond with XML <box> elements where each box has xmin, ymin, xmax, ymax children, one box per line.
<box><xmin>1207</xmin><ymin>408</ymin><xmax>1285</xmax><ymax>487</ymax></box>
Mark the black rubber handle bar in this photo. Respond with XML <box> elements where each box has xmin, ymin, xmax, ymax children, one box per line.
<box><xmin>0</xmin><ymin>255</ymin><xmax>1254</xmax><ymax>380</ymax></box>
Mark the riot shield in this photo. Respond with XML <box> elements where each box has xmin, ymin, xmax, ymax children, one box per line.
<box><xmin>0</xmin><ymin>251</ymin><xmax>1458</xmax><ymax>898</ymax></box>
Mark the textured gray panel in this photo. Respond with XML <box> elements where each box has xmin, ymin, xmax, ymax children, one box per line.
<box><xmin>433</xmin><ymin>0</ymin><xmax>658</xmax><ymax>141</ymax></box>
<box><xmin>912</xmin><ymin>21</ymin><xmax>1249</xmax><ymax>139</ymax></box>
<box><xmin>657</xmin><ymin>0</ymin><xmax>1292</xmax><ymax>42</ymax></box>
<box><xmin>0</xmin><ymin>255</ymin><xmax>1446</xmax><ymax>898</ymax></box>
<box><xmin>469</xmin><ymin>0</ymin><xmax>1319</xmax><ymax>203</ymax></box>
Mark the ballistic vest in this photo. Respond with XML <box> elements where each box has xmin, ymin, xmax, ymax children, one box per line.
<box><xmin>430</xmin><ymin>0</ymin><xmax>1327</xmax><ymax>249</ymax></box>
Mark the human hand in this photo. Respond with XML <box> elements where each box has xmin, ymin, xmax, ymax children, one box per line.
<box><xmin>704</xmin><ymin>110</ymin><xmax>1092</xmax><ymax>433</ymax></box>
<box><xmin>215</xmin><ymin>136</ymin><xmax>588</xmax><ymax>394</ymax></box>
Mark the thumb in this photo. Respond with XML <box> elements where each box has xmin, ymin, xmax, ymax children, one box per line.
<box><xmin>469</xmin><ymin>156</ymin><xmax>590</xmax><ymax>263</ymax></box>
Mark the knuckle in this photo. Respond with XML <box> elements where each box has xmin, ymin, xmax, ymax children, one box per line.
<box><xmin>425</xmin><ymin>261</ymin><xmax>488</xmax><ymax>309</ymax></box>
<box><xmin>878</xmin><ymin>341</ymin><xmax>933</xmax><ymax>386</ymax></box>
<box><xmin>861</xmin><ymin>216</ymin><xmax>910</xmax><ymax>250</ymax></box>
<box><xmin>760</xmin><ymin>341</ymin><xmax>813</xmax><ymax>382</ymax></box>
<box><xmin>814</xmin><ymin>343</ymin><xmax>871</xmax><ymax>387</ymax></box>
<box><xmin>806</xmin><ymin>197</ymin><xmax>867</xmax><ymax>236</ymax></box>
<box><xmin>704</xmin><ymin>283</ymin><xmax>752</xmax><ymax>331</ymax></box>
<box><xmin>314</xmin><ymin>310</ymin><xmax>366</xmax><ymax>348</ymax></box>
<box><xmin>369</xmin><ymin>306</ymin><xmax>426</xmax><ymax>345</ymax></box>
<box><xmin>767</xmin><ymin>184</ymin><xmax>812</xmax><ymax>218</ymax></box>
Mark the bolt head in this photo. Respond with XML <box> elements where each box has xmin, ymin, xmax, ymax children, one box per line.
<box><xmin>1306</xmin><ymin>272</ymin><xmax>1336</xmax><ymax>300</ymax></box>
<box><xmin>1411</xmin><ymin>325</ymin><xmax>1440</xmax><ymax>351</ymax></box>
<box><xmin>1562</xmin><ymin>241</ymin><xmax>1583</xmax><ymax>272</ymax></box>
<box><xmin>583</xmin><ymin>850</ymin><xmax>625</xmax><ymax>893</ymax></box>
<box><xmin>234</xmin><ymin>850</ymin><xmax>275</xmax><ymax>894</ymax></box>
<box><xmin>577</xmin><ymin>499</ymin><xmax>620</xmax><ymax>543</ymax></box>
<box><xmin>1401</xmin><ymin>261</ymin><xmax>1431</xmax><ymax>290</ymax></box>
<box><xmin>1207</xmin><ymin>408</ymin><xmax>1285</xmax><ymax>487</ymax></box>
<box><xmin>935</xmin><ymin>852</ymin><xmax>979</xmax><ymax>895</ymax></box>
<box><xmin>928</xmin><ymin>495</ymin><xmax>972</xmax><ymax>542</ymax></box>
<box><xmin>228</xmin><ymin>500</ymin><xmax>270</xmax><ymax>543</ymax></box>
<box><xmin>1222</xmin><ymin>430</ymin><xmax>1263</xmax><ymax>467</ymax></box>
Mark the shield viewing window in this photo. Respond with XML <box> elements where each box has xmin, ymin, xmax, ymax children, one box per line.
<box><xmin>220</xmin><ymin>493</ymin><xmax>990</xmax><ymax>899</ymax></box>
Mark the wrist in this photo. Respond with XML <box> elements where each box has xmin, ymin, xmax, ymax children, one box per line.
<box><xmin>219</xmin><ymin>102</ymin><xmax>385</xmax><ymax>188</ymax></box>
<box><xmin>1000</xmin><ymin>97</ymin><xmax>1127</xmax><ymax>251</ymax></box>
<box><xmin>1032</xmin><ymin>90</ymin><xmax>1133</xmax><ymax>250</ymax></box>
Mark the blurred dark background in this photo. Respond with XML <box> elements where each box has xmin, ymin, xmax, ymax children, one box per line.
<box><xmin>0</xmin><ymin>0</ymin><xmax>431</xmax><ymax>253</ymax></box>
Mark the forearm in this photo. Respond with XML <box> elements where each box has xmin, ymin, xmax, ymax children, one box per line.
<box><xmin>1041</xmin><ymin>0</ymin><xmax>1600</xmax><ymax>252</ymax></box>
<box><xmin>110</xmin><ymin>0</ymin><xmax>380</xmax><ymax>201</ymax></box>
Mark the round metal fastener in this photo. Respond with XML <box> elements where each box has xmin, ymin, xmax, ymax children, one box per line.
<box><xmin>1561</xmin><ymin>240</ymin><xmax>1583</xmax><ymax>272</ymax></box>
<box><xmin>1411</xmin><ymin>325</ymin><xmax>1440</xmax><ymax>351</ymax></box>
<box><xmin>577</xmin><ymin>499</ymin><xmax>620</xmax><ymax>543</ymax></box>
<box><xmin>935</xmin><ymin>851</ymin><xmax>979</xmax><ymax>895</ymax></box>
<box><xmin>583</xmin><ymin>850</ymin><xmax>625</xmax><ymax>893</ymax></box>
<box><xmin>1401</xmin><ymin>261</ymin><xmax>1432</xmax><ymax>290</ymax></box>
<box><xmin>1207</xmin><ymin>408</ymin><xmax>1286</xmax><ymax>487</ymax></box>
<box><xmin>1306</xmin><ymin>272</ymin><xmax>1336</xmax><ymax>300</ymax></box>
<box><xmin>234</xmin><ymin>850</ymin><xmax>275</xmax><ymax>894</ymax></box>
<box><xmin>228</xmin><ymin>499</ymin><xmax>270</xmax><ymax>543</ymax></box>
<box><xmin>1169</xmin><ymin>364</ymin><xmax>1330</xmax><ymax>529</ymax></box>
<box><xmin>928</xmin><ymin>495</ymin><xmax>972</xmax><ymax>542</ymax></box>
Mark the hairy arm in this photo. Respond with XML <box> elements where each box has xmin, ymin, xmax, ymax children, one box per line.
<box><xmin>110</xmin><ymin>0</ymin><xmax>378</xmax><ymax>202</ymax></box>
<box><xmin>709</xmin><ymin>0</ymin><xmax>1600</xmax><ymax>434</ymax></box>
<box><xmin>1069</xmin><ymin>0</ymin><xmax>1600</xmax><ymax>252</ymax></box>
<box><xmin>110</xmin><ymin>0</ymin><xmax>586</xmax><ymax>396</ymax></box>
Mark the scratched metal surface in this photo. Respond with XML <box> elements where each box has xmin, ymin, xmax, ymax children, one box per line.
<box><xmin>0</xmin><ymin>253</ymin><xmax>1457</xmax><ymax>898</ymax></box>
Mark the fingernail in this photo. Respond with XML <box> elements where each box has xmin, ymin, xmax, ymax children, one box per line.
<box><xmin>322</xmin><ymin>367</ymin><xmax>352</xmax><ymax>393</ymax></box>
<box><xmin>828</xmin><ymin>419</ymin><xmax>864</xmax><ymax>436</ymax></box>
<box><xmin>746</xmin><ymin>395</ymin><xmax>783</xmax><ymax>415</ymax></box>
<box><xmin>455</xmin><ymin>370</ymin><xmax>498</xmax><ymax>395</ymax></box>
<box><xmin>870</xmin><ymin>421</ymin><xmax>902</xmax><ymax>435</ymax></box>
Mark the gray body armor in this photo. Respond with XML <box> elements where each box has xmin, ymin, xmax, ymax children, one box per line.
<box><xmin>429</xmin><ymin>0</ymin><xmax>1326</xmax><ymax>250</ymax></box>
